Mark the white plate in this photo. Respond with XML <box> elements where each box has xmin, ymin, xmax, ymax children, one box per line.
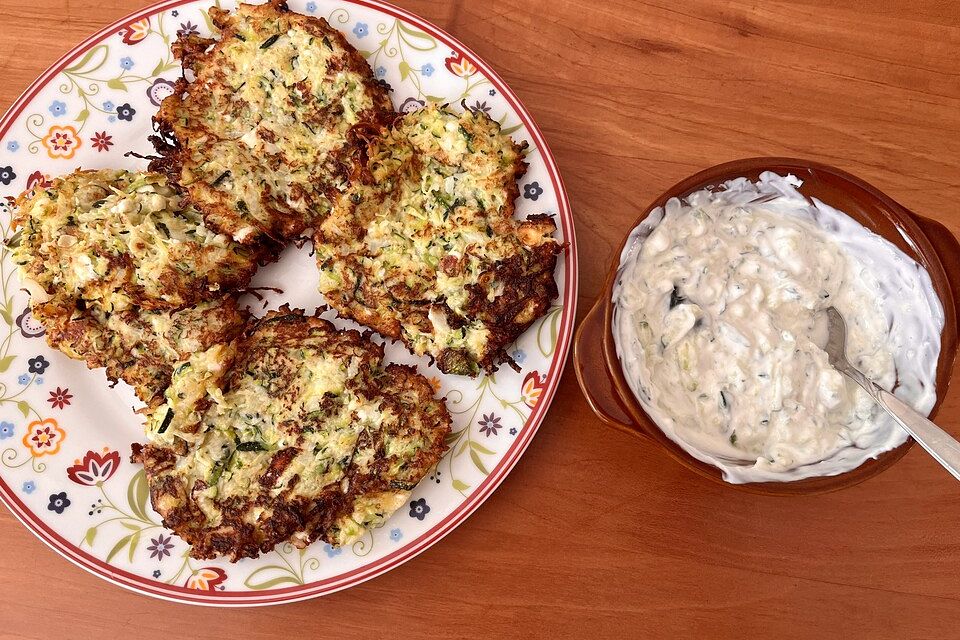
<box><xmin>0</xmin><ymin>0</ymin><xmax>577</xmax><ymax>605</ymax></box>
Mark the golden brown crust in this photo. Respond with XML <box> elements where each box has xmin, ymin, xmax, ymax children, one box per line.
<box><xmin>10</xmin><ymin>169</ymin><xmax>270</xmax><ymax>312</ymax></box>
<box><xmin>150</xmin><ymin>0</ymin><xmax>395</xmax><ymax>243</ymax></box>
<box><xmin>314</xmin><ymin>105</ymin><xmax>562</xmax><ymax>376</ymax></box>
<box><xmin>135</xmin><ymin>307</ymin><xmax>451</xmax><ymax>561</ymax></box>
<box><xmin>35</xmin><ymin>294</ymin><xmax>250</xmax><ymax>405</ymax></box>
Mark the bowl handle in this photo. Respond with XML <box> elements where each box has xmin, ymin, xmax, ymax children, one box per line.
<box><xmin>913</xmin><ymin>214</ymin><xmax>960</xmax><ymax>319</ymax></box>
<box><xmin>574</xmin><ymin>298</ymin><xmax>642</xmax><ymax>433</ymax></box>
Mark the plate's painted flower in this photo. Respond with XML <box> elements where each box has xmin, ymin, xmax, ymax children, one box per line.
<box><xmin>185</xmin><ymin>567</ymin><xmax>227</xmax><ymax>591</ymax></box>
<box><xmin>375</xmin><ymin>66</ymin><xmax>386</xmax><ymax>79</ymax></box>
<box><xmin>353</xmin><ymin>22</ymin><xmax>369</xmax><ymax>38</ymax></box>
<box><xmin>17</xmin><ymin>374</ymin><xmax>29</xmax><ymax>385</ymax></box>
<box><xmin>509</xmin><ymin>427</ymin><xmax>518</xmax><ymax>436</ymax></box>
<box><xmin>42</xmin><ymin>125</ymin><xmax>81</xmax><ymax>159</ymax></box>
<box><xmin>444</xmin><ymin>51</ymin><xmax>477</xmax><ymax>78</ymax></box>
<box><xmin>521</xmin><ymin>370</ymin><xmax>546</xmax><ymax>409</ymax></box>
<box><xmin>119</xmin><ymin>17</ymin><xmax>150</xmax><ymax>45</ymax></box>
<box><xmin>409</xmin><ymin>497</ymin><xmax>430</xmax><ymax>521</ymax></box>
<box><xmin>26</xmin><ymin>171</ymin><xmax>51</xmax><ymax>191</ymax></box>
<box><xmin>152</xmin><ymin>569</ymin><xmax>161</xmax><ymax>578</ymax></box>
<box><xmin>323</xmin><ymin>543</ymin><xmax>342</xmax><ymax>558</ymax></box>
<box><xmin>390</xmin><ymin>528</ymin><xmax>403</xmax><ymax>542</ymax></box>
<box><xmin>90</xmin><ymin>131</ymin><xmax>113</xmax><ymax>152</ymax></box>
<box><xmin>511</xmin><ymin>348</ymin><xmax>526</xmax><ymax>364</ymax></box>
<box><xmin>22</xmin><ymin>419</ymin><xmax>66</xmax><ymax>457</ymax></box>
<box><xmin>22</xmin><ymin>481</ymin><xmax>36</xmax><ymax>494</ymax></box>
<box><xmin>102</xmin><ymin>100</ymin><xmax>115</xmax><ymax>112</ymax></box>
<box><xmin>28</xmin><ymin>355</ymin><xmax>50</xmax><ymax>375</ymax></box>
<box><xmin>67</xmin><ymin>449</ymin><xmax>119</xmax><ymax>486</ymax></box>
<box><xmin>177</xmin><ymin>21</ymin><xmax>199</xmax><ymax>38</ymax></box>
<box><xmin>478</xmin><ymin>413</ymin><xmax>502</xmax><ymax>437</ymax></box>
<box><xmin>6</xmin><ymin>141</ymin><xmax>19</xmax><ymax>152</ymax></box>
<box><xmin>0</xmin><ymin>166</ymin><xmax>15</xmax><ymax>186</ymax></box>
<box><xmin>119</xmin><ymin>56</ymin><xmax>135</xmax><ymax>70</ymax></box>
<box><xmin>48</xmin><ymin>387</ymin><xmax>73</xmax><ymax>409</ymax></box>
<box><xmin>116</xmin><ymin>103</ymin><xmax>136</xmax><ymax>122</ymax></box>
<box><xmin>48</xmin><ymin>100</ymin><xmax>67</xmax><ymax>117</ymax></box>
<box><xmin>47</xmin><ymin>491</ymin><xmax>70</xmax><ymax>514</ymax></box>
<box><xmin>399</xmin><ymin>97</ymin><xmax>425</xmax><ymax>113</ymax></box>
<box><xmin>421</xmin><ymin>63</ymin><xmax>435</xmax><ymax>77</ymax></box>
<box><xmin>305</xmin><ymin>1</ymin><xmax>317</xmax><ymax>12</ymax></box>
<box><xmin>469</xmin><ymin>100</ymin><xmax>491</xmax><ymax>115</ymax></box>
<box><xmin>523</xmin><ymin>181</ymin><xmax>544</xmax><ymax>201</ymax></box>
<box><xmin>489</xmin><ymin>89</ymin><xmax>496</xmax><ymax>96</ymax></box>
<box><xmin>16</xmin><ymin>308</ymin><xmax>45</xmax><ymax>338</ymax></box>
<box><xmin>147</xmin><ymin>534</ymin><xmax>174</xmax><ymax>560</ymax></box>
<box><xmin>0</xmin><ymin>422</ymin><xmax>14</xmax><ymax>440</ymax></box>
<box><xmin>146</xmin><ymin>78</ymin><xmax>176</xmax><ymax>107</ymax></box>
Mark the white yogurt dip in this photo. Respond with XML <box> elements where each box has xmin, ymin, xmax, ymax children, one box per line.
<box><xmin>612</xmin><ymin>172</ymin><xmax>944</xmax><ymax>483</ymax></box>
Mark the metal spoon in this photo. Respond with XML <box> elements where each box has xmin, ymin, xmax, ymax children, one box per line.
<box><xmin>824</xmin><ymin>306</ymin><xmax>960</xmax><ymax>481</ymax></box>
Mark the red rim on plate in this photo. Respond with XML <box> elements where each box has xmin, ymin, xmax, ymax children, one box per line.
<box><xmin>0</xmin><ymin>0</ymin><xmax>578</xmax><ymax>605</ymax></box>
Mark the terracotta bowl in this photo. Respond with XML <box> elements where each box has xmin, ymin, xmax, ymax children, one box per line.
<box><xmin>574</xmin><ymin>158</ymin><xmax>960</xmax><ymax>495</ymax></box>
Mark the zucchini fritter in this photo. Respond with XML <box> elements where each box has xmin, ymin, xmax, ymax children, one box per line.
<box><xmin>10</xmin><ymin>169</ymin><xmax>264</xmax><ymax>312</ymax></box>
<box><xmin>134</xmin><ymin>307</ymin><xmax>451</xmax><ymax>561</ymax></box>
<box><xmin>150</xmin><ymin>0</ymin><xmax>394</xmax><ymax>243</ymax></box>
<box><xmin>34</xmin><ymin>294</ymin><xmax>249</xmax><ymax>405</ymax></box>
<box><xmin>314</xmin><ymin>105</ymin><xmax>562</xmax><ymax>376</ymax></box>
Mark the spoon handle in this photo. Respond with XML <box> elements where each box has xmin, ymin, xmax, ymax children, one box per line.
<box><xmin>841</xmin><ymin>366</ymin><xmax>960</xmax><ymax>482</ymax></box>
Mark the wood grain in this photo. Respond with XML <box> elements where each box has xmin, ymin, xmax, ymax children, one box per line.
<box><xmin>2</xmin><ymin>0</ymin><xmax>960</xmax><ymax>637</ymax></box>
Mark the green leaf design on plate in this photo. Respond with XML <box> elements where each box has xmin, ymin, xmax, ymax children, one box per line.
<box><xmin>17</xmin><ymin>401</ymin><xmax>29</xmax><ymax>418</ymax></box>
<box><xmin>84</xmin><ymin>526</ymin><xmax>97</xmax><ymax>546</ymax></box>
<box><xmin>151</xmin><ymin>59</ymin><xmax>166</xmax><ymax>77</ymax></box>
<box><xmin>0</xmin><ymin>356</ymin><xmax>15</xmax><ymax>373</ymax></box>
<box><xmin>0</xmin><ymin>297</ymin><xmax>12</xmax><ymax>326</ymax></box>
<box><xmin>75</xmin><ymin>109</ymin><xmax>90</xmax><ymax>123</ymax></box>
<box><xmin>452</xmin><ymin>478</ymin><xmax>470</xmax><ymax>492</ymax></box>
<box><xmin>106</xmin><ymin>533</ymin><xmax>132</xmax><ymax>563</ymax></box>
<box><xmin>469</xmin><ymin>449</ymin><xmax>489</xmax><ymax>475</ymax></box>
<box><xmin>396</xmin><ymin>22</ymin><xmax>437</xmax><ymax>51</ymax></box>
<box><xmin>537</xmin><ymin>306</ymin><xmax>562</xmax><ymax>357</ymax></box>
<box><xmin>128</xmin><ymin>529</ymin><xmax>141</xmax><ymax>562</ymax></box>
<box><xmin>127</xmin><ymin>470</ymin><xmax>151</xmax><ymax>522</ymax></box>
<box><xmin>64</xmin><ymin>44</ymin><xmax>109</xmax><ymax>76</ymax></box>
<box><xmin>470</xmin><ymin>441</ymin><xmax>495</xmax><ymax>456</ymax></box>
<box><xmin>244</xmin><ymin>565</ymin><xmax>304</xmax><ymax>590</ymax></box>
<box><xmin>107</xmin><ymin>78</ymin><xmax>127</xmax><ymax>91</ymax></box>
<box><xmin>399</xmin><ymin>61</ymin><xmax>411</xmax><ymax>81</ymax></box>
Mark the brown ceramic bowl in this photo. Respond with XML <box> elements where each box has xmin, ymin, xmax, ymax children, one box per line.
<box><xmin>574</xmin><ymin>158</ymin><xmax>960</xmax><ymax>495</ymax></box>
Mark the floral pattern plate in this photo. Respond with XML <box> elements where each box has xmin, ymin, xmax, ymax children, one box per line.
<box><xmin>0</xmin><ymin>0</ymin><xmax>576</xmax><ymax>605</ymax></box>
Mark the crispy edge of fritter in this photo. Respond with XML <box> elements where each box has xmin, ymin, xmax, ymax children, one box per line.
<box><xmin>316</xmin><ymin>108</ymin><xmax>563</xmax><ymax>376</ymax></box>
<box><xmin>149</xmin><ymin>0</ymin><xmax>396</xmax><ymax>244</ymax></box>
<box><xmin>132</xmin><ymin>306</ymin><xmax>452</xmax><ymax>561</ymax></box>
<box><xmin>10</xmin><ymin>169</ymin><xmax>275</xmax><ymax>311</ymax></box>
<box><xmin>33</xmin><ymin>293</ymin><xmax>250</xmax><ymax>405</ymax></box>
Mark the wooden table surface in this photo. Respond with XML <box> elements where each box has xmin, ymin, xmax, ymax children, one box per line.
<box><xmin>2</xmin><ymin>0</ymin><xmax>960</xmax><ymax>637</ymax></box>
